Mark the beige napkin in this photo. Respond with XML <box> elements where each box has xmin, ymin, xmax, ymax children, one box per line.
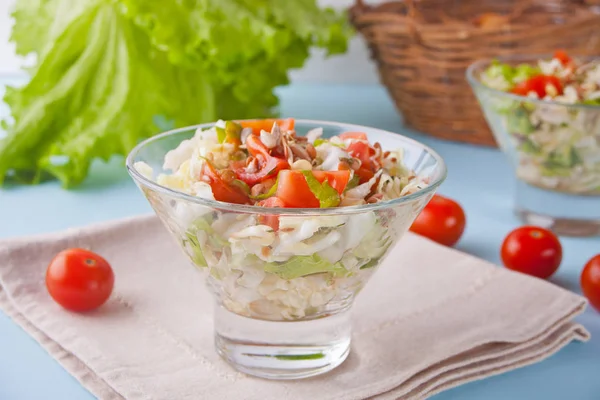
<box><xmin>0</xmin><ymin>215</ymin><xmax>589</xmax><ymax>400</ymax></box>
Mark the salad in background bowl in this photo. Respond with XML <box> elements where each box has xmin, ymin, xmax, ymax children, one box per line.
<box><xmin>127</xmin><ymin>119</ymin><xmax>446</xmax><ymax>379</ymax></box>
<box><xmin>467</xmin><ymin>52</ymin><xmax>600</xmax><ymax>236</ymax></box>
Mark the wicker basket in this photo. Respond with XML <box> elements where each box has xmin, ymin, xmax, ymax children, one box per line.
<box><xmin>349</xmin><ymin>0</ymin><xmax>600</xmax><ymax>146</ymax></box>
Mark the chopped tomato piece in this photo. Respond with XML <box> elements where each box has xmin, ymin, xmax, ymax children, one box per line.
<box><xmin>239</xmin><ymin>118</ymin><xmax>295</xmax><ymax>135</ymax></box>
<box><xmin>554</xmin><ymin>50</ymin><xmax>572</xmax><ymax>66</ymax></box>
<box><xmin>339</xmin><ymin>131</ymin><xmax>368</xmax><ymax>141</ymax></box>
<box><xmin>258</xmin><ymin>196</ymin><xmax>286</xmax><ymax>207</ymax></box>
<box><xmin>236</xmin><ymin>135</ymin><xmax>289</xmax><ymax>185</ymax></box>
<box><xmin>355</xmin><ymin>166</ymin><xmax>375</xmax><ymax>184</ymax></box>
<box><xmin>347</xmin><ymin>141</ymin><xmax>373</xmax><ymax>169</ymax></box>
<box><xmin>245</xmin><ymin>135</ymin><xmax>270</xmax><ymax>158</ymax></box>
<box><xmin>511</xmin><ymin>75</ymin><xmax>563</xmax><ymax>98</ymax></box>
<box><xmin>276</xmin><ymin>170</ymin><xmax>320</xmax><ymax>208</ymax></box>
<box><xmin>312</xmin><ymin>170</ymin><xmax>351</xmax><ymax>194</ymax></box>
<box><xmin>257</xmin><ymin>196</ymin><xmax>287</xmax><ymax>230</ymax></box>
<box><xmin>235</xmin><ymin>156</ymin><xmax>288</xmax><ymax>186</ymax></box>
<box><xmin>201</xmin><ymin>162</ymin><xmax>250</xmax><ymax>204</ymax></box>
<box><xmin>279</xmin><ymin>118</ymin><xmax>295</xmax><ymax>132</ymax></box>
<box><xmin>337</xmin><ymin>161</ymin><xmax>352</xmax><ymax>171</ymax></box>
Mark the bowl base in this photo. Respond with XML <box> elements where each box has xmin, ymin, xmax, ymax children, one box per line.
<box><xmin>516</xmin><ymin>208</ymin><xmax>600</xmax><ymax>237</ymax></box>
<box><xmin>213</xmin><ymin>305</ymin><xmax>351</xmax><ymax>379</ymax></box>
<box><xmin>215</xmin><ymin>335</ymin><xmax>350</xmax><ymax>380</ymax></box>
<box><xmin>514</xmin><ymin>180</ymin><xmax>600</xmax><ymax>237</ymax></box>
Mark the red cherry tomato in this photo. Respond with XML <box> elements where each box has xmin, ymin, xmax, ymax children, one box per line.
<box><xmin>500</xmin><ymin>226</ymin><xmax>562</xmax><ymax>279</ymax></box>
<box><xmin>409</xmin><ymin>194</ymin><xmax>466</xmax><ymax>246</ymax></box>
<box><xmin>581</xmin><ymin>254</ymin><xmax>600</xmax><ymax>312</ymax></box>
<box><xmin>46</xmin><ymin>248</ymin><xmax>114</xmax><ymax>312</ymax></box>
<box><xmin>511</xmin><ymin>75</ymin><xmax>563</xmax><ymax>98</ymax></box>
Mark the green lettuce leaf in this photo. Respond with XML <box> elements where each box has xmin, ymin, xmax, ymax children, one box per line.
<box><xmin>506</xmin><ymin>108</ymin><xmax>534</xmax><ymax>135</ymax></box>
<box><xmin>184</xmin><ymin>230</ymin><xmax>208</xmax><ymax>268</ymax></box>
<box><xmin>542</xmin><ymin>146</ymin><xmax>582</xmax><ymax>176</ymax></box>
<box><xmin>183</xmin><ymin>215</ymin><xmax>230</xmax><ymax>268</ymax></box>
<box><xmin>2</xmin><ymin>0</ymin><xmax>351</xmax><ymax>187</ymax></box>
<box><xmin>1</xmin><ymin>1</ymin><xmax>215</xmax><ymax>186</ymax></box>
<box><xmin>216</xmin><ymin>127</ymin><xmax>227</xmax><ymax>143</ymax></box>
<box><xmin>184</xmin><ymin>218</ymin><xmax>213</xmax><ymax>268</ymax></box>
<box><xmin>583</xmin><ymin>98</ymin><xmax>600</xmax><ymax>105</ymax></box>
<box><xmin>301</xmin><ymin>171</ymin><xmax>340</xmax><ymax>208</ymax></box>
<box><xmin>485</xmin><ymin>60</ymin><xmax>540</xmax><ymax>86</ymax></box>
<box><xmin>264</xmin><ymin>254</ymin><xmax>346</xmax><ymax>280</ymax></box>
<box><xmin>512</xmin><ymin>64</ymin><xmax>540</xmax><ymax>83</ymax></box>
<box><xmin>118</xmin><ymin>0</ymin><xmax>352</xmax><ymax>120</ymax></box>
<box><xmin>10</xmin><ymin>0</ymin><xmax>93</xmax><ymax>60</ymax></box>
<box><xmin>353</xmin><ymin>222</ymin><xmax>392</xmax><ymax>260</ymax></box>
<box><xmin>252</xmin><ymin>177</ymin><xmax>279</xmax><ymax>201</ymax></box>
<box><xmin>518</xmin><ymin>138</ymin><xmax>541</xmax><ymax>155</ymax></box>
<box><xmin>345</xmin><ymin>174</ymin><xmax>360</xmax><ymax>191</ymax></box>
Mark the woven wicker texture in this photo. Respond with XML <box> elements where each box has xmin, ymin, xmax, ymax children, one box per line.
<box><xmin>350</xmin><ymin>0</ymin><xmax>600</xmax><ymax>146</ymax></box>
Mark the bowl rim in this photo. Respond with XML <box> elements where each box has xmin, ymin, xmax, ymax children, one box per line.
<box><xmin>466</xmin><ymin>54</ymin><xmax>600</xmax><ymax>110</ymax></box>
<box><xmin>125</xmin><ymin>119</ymin><xmax>447</xmax><ymax>215</ymax></box>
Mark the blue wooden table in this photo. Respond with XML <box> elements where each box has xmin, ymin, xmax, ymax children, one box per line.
<box><xmin>1</xmin><ymin>81</ymin><xmax>599</xmax><ymax>400</ymax></box>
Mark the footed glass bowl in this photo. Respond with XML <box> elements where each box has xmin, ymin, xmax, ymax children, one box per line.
<box><xmin>126</xmin><ymin>120</ymin><xmax>446</xmax><ymax>379</ymax></box>
<box><xmin>467</xmin><ymin>56</ymin><xmax>600</xmax><ymax>237</ymax></box>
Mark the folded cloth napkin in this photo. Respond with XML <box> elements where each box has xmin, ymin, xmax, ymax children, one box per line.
<box><xmin>0</xmin><ymin>215</ymin><xmax>589</xmax><ymax>400</ymax></box>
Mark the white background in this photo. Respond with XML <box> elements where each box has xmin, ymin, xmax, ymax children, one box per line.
<box><xmin>0</xmin><ymin>0</ymin><xmax>385</xmax><ymax>84</ymax></box>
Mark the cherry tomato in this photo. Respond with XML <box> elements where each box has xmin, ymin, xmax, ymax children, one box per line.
<box><xmin>276</xmin><ymin>170</ymin><xmax>320</xmax><ymax>208</ymax></box>
<box><xmin>46</xmin><ymin>248</ymin><xmax>114</xmax><ymax>312</ymax></box>
<box><xmin>581</xmin><ymin>254</ymin><xmax>600</xmax><ymax>312</ymax></box>
<box><xmin>409</xmin><ymin>194</ymin><xmax>466</xmax><ymax>246</ymax></box>
<box><xmin>201</xmin><ymin>162</ymin><xmax>250</xmax><ymax>204</ymax></box>
<box><xmin>257</xmin><ymin>196</ymin><xmax>287</xmax><ymax>230</ymax></box>
<box><xmin>239</xmin><ymin>118</ymin><xmax>295</xmax><ymax>135</ymax></box>
<box><xmin>312</xmin><ymin>170</ymin><xmax>351</xmax><ymax>194</ymax></box>
<box><xmin>511</xmin><ymin>75</ymin><xmax>563</xmax><ymax>98</ymax></box>
<box><xmin>500</xmin><ymin>226</ymin><xmax>562</xmax><ymax>279</ymax></box>
<box><xmin>338</xmin><ymin>131</ymin><xmax>368</xmax><ymax>141</ymax></box>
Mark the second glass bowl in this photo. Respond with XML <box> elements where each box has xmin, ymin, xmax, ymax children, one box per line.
<box><xmin>467</xmin><ymin>56</ymin><xmax>600</xmax><ymax>237</ymax></box>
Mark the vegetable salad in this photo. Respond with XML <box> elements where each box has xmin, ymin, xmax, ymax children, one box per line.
<box><xmin>135</xmin><ymin>119</ymin><xmax>430</xmax><ymax>321</ymax></box>
<box><xmin>480</xmin><ymin>51</ymin><xmax>600</xmax><ymax>195</ymax></box>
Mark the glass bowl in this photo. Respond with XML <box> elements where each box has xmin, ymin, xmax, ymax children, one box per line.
<box><xmin>467</xmin><ymin>56</ymin><xmax>600</xmax><ymax>237</ymax></box>
<box><xmin>126</xmin><ymin>120</ymin><xmax>446</xmax><ymax>379</ymax></box>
